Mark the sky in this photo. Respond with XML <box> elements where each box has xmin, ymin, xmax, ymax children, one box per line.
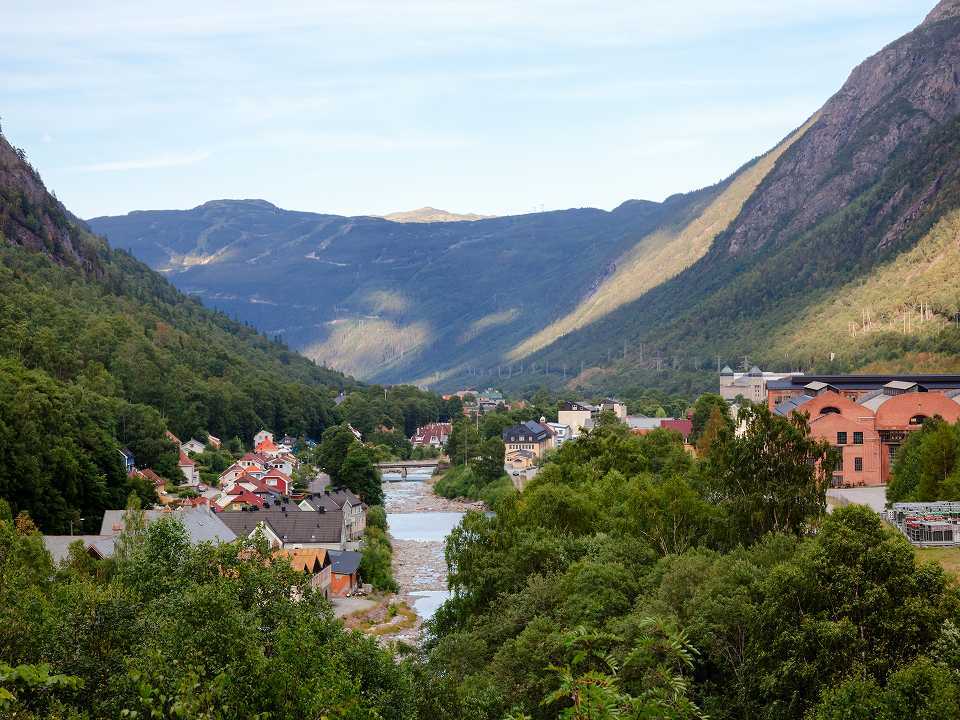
<box><xmin>1</xmin><ymin>0</ymin><xmax>937</xmax><ymax>219</ymax></box>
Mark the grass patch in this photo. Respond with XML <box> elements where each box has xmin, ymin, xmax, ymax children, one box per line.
<box><xmin>914</xmin><ymin>545</ymin><xmax>960</xmax><ymax>579</ymax></box>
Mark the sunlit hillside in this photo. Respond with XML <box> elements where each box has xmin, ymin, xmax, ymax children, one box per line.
<box><xmin>509</xmin><ymin>115</ymin><xmax>819</xmax><ymax>361</ymax></box>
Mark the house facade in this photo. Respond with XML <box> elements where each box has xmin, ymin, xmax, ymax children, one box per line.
<box><xmin>503</xmin><ymin>420</ymin><xmax>554</xmax><ymax>468</ymax></box>
<box><xmin>558</xmin><ymin>401</ymin><xmax>595</xmax><ymax>438</ymax></box>
<box><xmin>773</xmin><ymin>380</ymin><xmax>960</xmax><ymax>486</ymax></box>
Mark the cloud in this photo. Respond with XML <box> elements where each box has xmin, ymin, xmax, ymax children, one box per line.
<box><xmin>66</xmin><ymin>150</ymin><xmax>211</xmax><ymax>173</ymax></box>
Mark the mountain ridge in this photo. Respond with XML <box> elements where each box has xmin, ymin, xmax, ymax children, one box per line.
<box><xmin>87</xmin><ymin>1</ymin><xmax>960</xmax><ymax>394</ymax></box>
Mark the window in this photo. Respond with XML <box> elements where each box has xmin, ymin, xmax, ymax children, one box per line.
<box><xmin>854</xmin><ymin>457</ymin><xmax>863</xmax><ymax>472</ymax></box>
<box><xmin>837</xmin><ymin>432</ymin><xmax>847</xmax><ymax>445</ymax></box>
<box><xmin>909</xmin><ymin>415</ymin><xmax>928</xmax><ymax>426</ymax></box>
<box><xmin>820</xmin><ymin>406</ymin><xmax>841</xmax><ymax>415</ymax></box>
<box><xmin>888</xmin><ymin>445</ymin><xmax>899</xmax><ymax>461</ymax></box>
<box><xmin>853</xmin><ymin>432</ymin><xmax>863</xmax><ymax>445</ymax></box>
<box><xmin>835</xmin><ymin>455</ymin><xmax>844</xmax><ymax>472</ymax></box>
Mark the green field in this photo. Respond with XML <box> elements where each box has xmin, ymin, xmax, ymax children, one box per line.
<box><xmin>914</xmin><ymin>545</ymin><xmax>960</xmax><ymax>578</ymax></box>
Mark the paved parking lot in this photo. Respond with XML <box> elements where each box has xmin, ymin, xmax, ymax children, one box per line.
<box><xmin>827</xmin><ymin>486</ymin><xmax>887</xmax><ymax>513</ymax></box>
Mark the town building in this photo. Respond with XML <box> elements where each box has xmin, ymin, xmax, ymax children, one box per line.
<box><xmin>181</xmin><ymin>438</ymin><xmax>206</xmax><ymax>455</ymax></box>
<box><xmin>327</xmin><ymin>549</ymin><xmax>363</xmax><ymax>596</ymax></box>
<box><xmin>280</xmin><ymin>548</ymin><xmax>332</xmax><ymax>599</ymax></box>
<box><xmin>253</xmin><ymin>429</ymin><xmax>274</xmax><ymax>447</ymax></box>
<box><xmin>177</xmin><ymin>451</ymin><xmax>200</xmax><ymax>486</ymax></box>
<box><xmin>627</xmin><ymin>416</ymin><xmax>694</xmax><ymax>442</ymax></box>
<box><xmin>772</xmin><ymin>377</ymin><xmax>960</xmax><ymax>486</ymax></box>
<box><xmin>720</xmin><ymin>366</ymin><xmax>800</xmax><ymax>404</ymax></box>
<box><xmin>503</xmin><ymin>420</ymin><xmax>554</xmax><ymax>468</ymax></box>
<box><xmin>558</xmin><ymin>401</ymin><xmax>595</xmax><ymax>438</ymax></box>
<box><xmin>598</xmin><ymin>398</ymin><xmax>627</xmax><ymax>420</ymax></box>
<box><xmin>118</xmin><ymin>447</ymin><xmax>135</xmax><ymax>474</ymax></box>
<box><xmin>411</xmin><ymin>422</ymin><xmax>452</xmax><ymax>448</ymax></box>
<box><xmin>545</xmin><ymin>422</ymin><xmax>571</xmax><ymax>448</ymax></box>
<box><xmin>217</xmin><ymin>507</ymin><xmax>347</xmax><ymax>551</ymax></box>
<box><xmin>766</xmin><ymin>374</ymin><xmax>960</xmax><ymax>408</ymax></box>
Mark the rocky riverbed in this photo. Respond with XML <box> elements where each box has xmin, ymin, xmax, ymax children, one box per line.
<box><xmin>378</xmin><ymin>479</ymin><xmax>482</xmax><ymax>643</ymax></box>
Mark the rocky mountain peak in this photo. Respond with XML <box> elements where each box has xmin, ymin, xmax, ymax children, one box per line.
<box><xmin>924</xmin><ymin>0</ymin><xmax>960</xmax><ymax>25</ymax></box>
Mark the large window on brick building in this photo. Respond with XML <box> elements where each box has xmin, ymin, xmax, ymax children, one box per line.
<box><xmin>853</xmin><ymin>432</ymin><xmax>863</xmax><ymax>445</ymax></box>
<box><xmin>854</xmin><ymin>457</ymin><xmax>863</xmax><ymax>472</ymax></box>
<box><xmin>837</xmin><ymin>431</ymin><xmax>847</xmax><ymax>445</ymax></box>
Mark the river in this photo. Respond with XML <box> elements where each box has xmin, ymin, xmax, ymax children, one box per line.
<box><xmin>383</xmin><ymin>479</ymin><xmax>482</xmax><ymax>638</ymax></box>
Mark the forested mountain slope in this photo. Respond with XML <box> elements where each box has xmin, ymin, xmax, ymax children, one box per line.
<box><xmin>0</xmin><ymin>130</ymin><xmax>352</xmax><ymax>532</ymax></box>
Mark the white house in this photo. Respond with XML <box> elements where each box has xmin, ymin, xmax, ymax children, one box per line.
<box><xmin>181</xmin><ymin>438</ymin><xmax>206</xmax><ymax>455</ymax></box>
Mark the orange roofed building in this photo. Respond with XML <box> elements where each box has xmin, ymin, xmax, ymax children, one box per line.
<box><xmin>770</xmin><ymin>376</ymin><xmax>960</xmax><ymax>487</ymax></box>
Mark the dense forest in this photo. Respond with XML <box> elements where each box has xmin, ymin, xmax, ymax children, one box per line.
<box><xmin>414</xmin><ymin>407</ymin><xmax>960</xmax><ymax>719</ymax></box>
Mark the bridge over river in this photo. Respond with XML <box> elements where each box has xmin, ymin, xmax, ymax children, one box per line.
<box><xmin>375</xmin><ymin>460</ymin><xmax>440</xmax><ymax>481</ymax></box>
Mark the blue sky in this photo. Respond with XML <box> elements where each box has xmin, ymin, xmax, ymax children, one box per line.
<box><xmin>1</xmin><ymin>1</ymin><xmax>936</xmax><ymax>219</ymax></box>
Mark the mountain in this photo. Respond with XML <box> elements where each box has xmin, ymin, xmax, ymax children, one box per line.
<box><xmin>381</xmin><ymin>207</ymin><xmax>494</xmax><ymax>223</ymax></box>
<box><xmin>88</xmin><ymin>0</ymin><xmax>960</xmax><ymax>395</ymax></box>
<box><xmin>88</xmin><ymin>179</ymin><xmax>757</xmax><ymax>383</ymax></box>
<box><xmin>0</xmin><ymin>131</ymin><xmax>352</xmax><ymax>532</ymax></box>
<box><xmin>517</xmin><ymin>0</ymin><xmax>960</xmax><ymax>395</ymax></box>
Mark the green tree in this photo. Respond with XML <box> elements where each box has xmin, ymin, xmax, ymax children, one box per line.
<box><xmin>472</xmin><ymin>437</ymin><xmax>506</xmax><ymax>484</ymax></box>
<box><xmin>318</xmin><ymin>424</ymin><xmax>358</xmax><ymax>483</ymax></box>
<box><xmin>338</xmin><ymin>444</ymin><xmax>383</xmax><ymax>506</ymax></box>
<box><xmin>447</xmin><ymin>419</ymin><xmax>480</xmax><ymax>466</ymax></box>
<box><xmin>705</xmin><ymin>405</ymin><xmax>833</xmax><ymax>544</ymax></box>
<box><xmin>690</xmin><ymin>393</ymin><xmax>731</xmax><ymax>444</ymax></box>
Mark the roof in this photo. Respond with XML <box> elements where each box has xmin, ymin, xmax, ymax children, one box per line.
<box><xmin>748</xmin><ymin>366</ymin><xmax>763</xmax><ymax>377</ymax></box>
<box><xmin>884</xmin><ymin>380</ymin><xmax>922</xmax><ymax>391</ymax></box>
<box><xmin>720</xmin><ymin>365</ymin><xmax>734</xmax><ymax>376</ymax></box>
<box><xmin>42</xmin><ymin>535</ymin><xmax>116</xmax><ymax>564</ymax></box>
<box><xmin>178</xmin><ymin>451</ymin><xmax>196</xmax><ymax>467</ymax></box>
<box><xmin>279</xmin><ymin>547</ymin><xmax>329</xmax><ymax>573</ymax></box>
<box><xmin>503</xmin><ymin>421</ymin><xmax>552</xmax><ymax>443</ymax></box>
<box><xmin>773</xmin><ymin>395</ymin><xmax>814</xmax><ymax>416</ymax></box>
<box><xmin>328</xmin><ymin>488</ymin><xmax>362</xmax><ymax>507</ymax></box>
<box><xmin>165</xmin><ymin>430</ymin><xmax>181</xmax><ymax>445</ymax></box>
<box><xmin>660</xmin><ymin>418</ymin><xmax>693</xmax><ymax>439</ymax></box>
<box><xmin>804</xmin><ymin>381</ymin><xmax>834</xmax><ymax>392</ymax></box>
<box><xmin>98</xmin><ymin>508</ymin><xmax>236</xmax><ymax>545</ymax></box>
<box><xmin>626</xmin><ymin>416</ymin><xmax>661</xmax><ymax>430</ymax></box>
<box><xmin>327</xmin><ymin>549</ymin><xmax>362</xmax><ymax>575</ymax></box>
<box><xmin>767</xmin><ymin>374</ymin><xmax>960</xmax><ymax>392</ymax></box>
<box><xmin>218</xmin><ymin>509</ymin><xmax>345</xmax><ymax>544</ymax></box>
<box><xmin>560</xmin><ymin>400</ymin><xmax>595</xmax><ymax>412</ymax></box>
<box><xmin>300</xmin><ymin>494</ymin><xmax>341</xmax><ymax>512</ymax></box>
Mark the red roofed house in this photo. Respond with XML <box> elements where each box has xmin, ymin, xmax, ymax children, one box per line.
<box><xmin>178</xmin><ymin>451</ymin><xmax>200</xmax><ymax>486</ymax></box>
<box><xmin>411</xmin><ymin>422</ymin><xmax>452</xmax><ymax>448</ymax></box>
<box><xmin>217</xmin><ymin>485</ymin><xmax>265</xmax><ymax>512</ymax></box>
<box><xmin>218</xmin><ymin>463</ymin><xmax>247</xmax><ymax>487</ymax></box>
<box><xmin>255</xmin><ymin>436</ymin><xmax>280</xmax><ymax>457</ymax></box>
<box><xmin>130</xmin><ymin>467</ymin><xmax>166</xmax><ymax>490</ymax></box>
<box><xmin>165</xmin><ymin>430</ymin><xmax>182</xmax><ymax>447</ymax></box>
<box><xmin>261</xmin><ymin>468</ymin><xmax>292</xmax><ymax>495</ymax></box>
<box><xmin>660</xmin><ymin>418</ymin><xmax>693</xmax><ymax>443</ymax></box>
<box><xmin>238</xmin><ymin>453</ymin><xmax>267</xmax><ymax>470</ymax></box>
